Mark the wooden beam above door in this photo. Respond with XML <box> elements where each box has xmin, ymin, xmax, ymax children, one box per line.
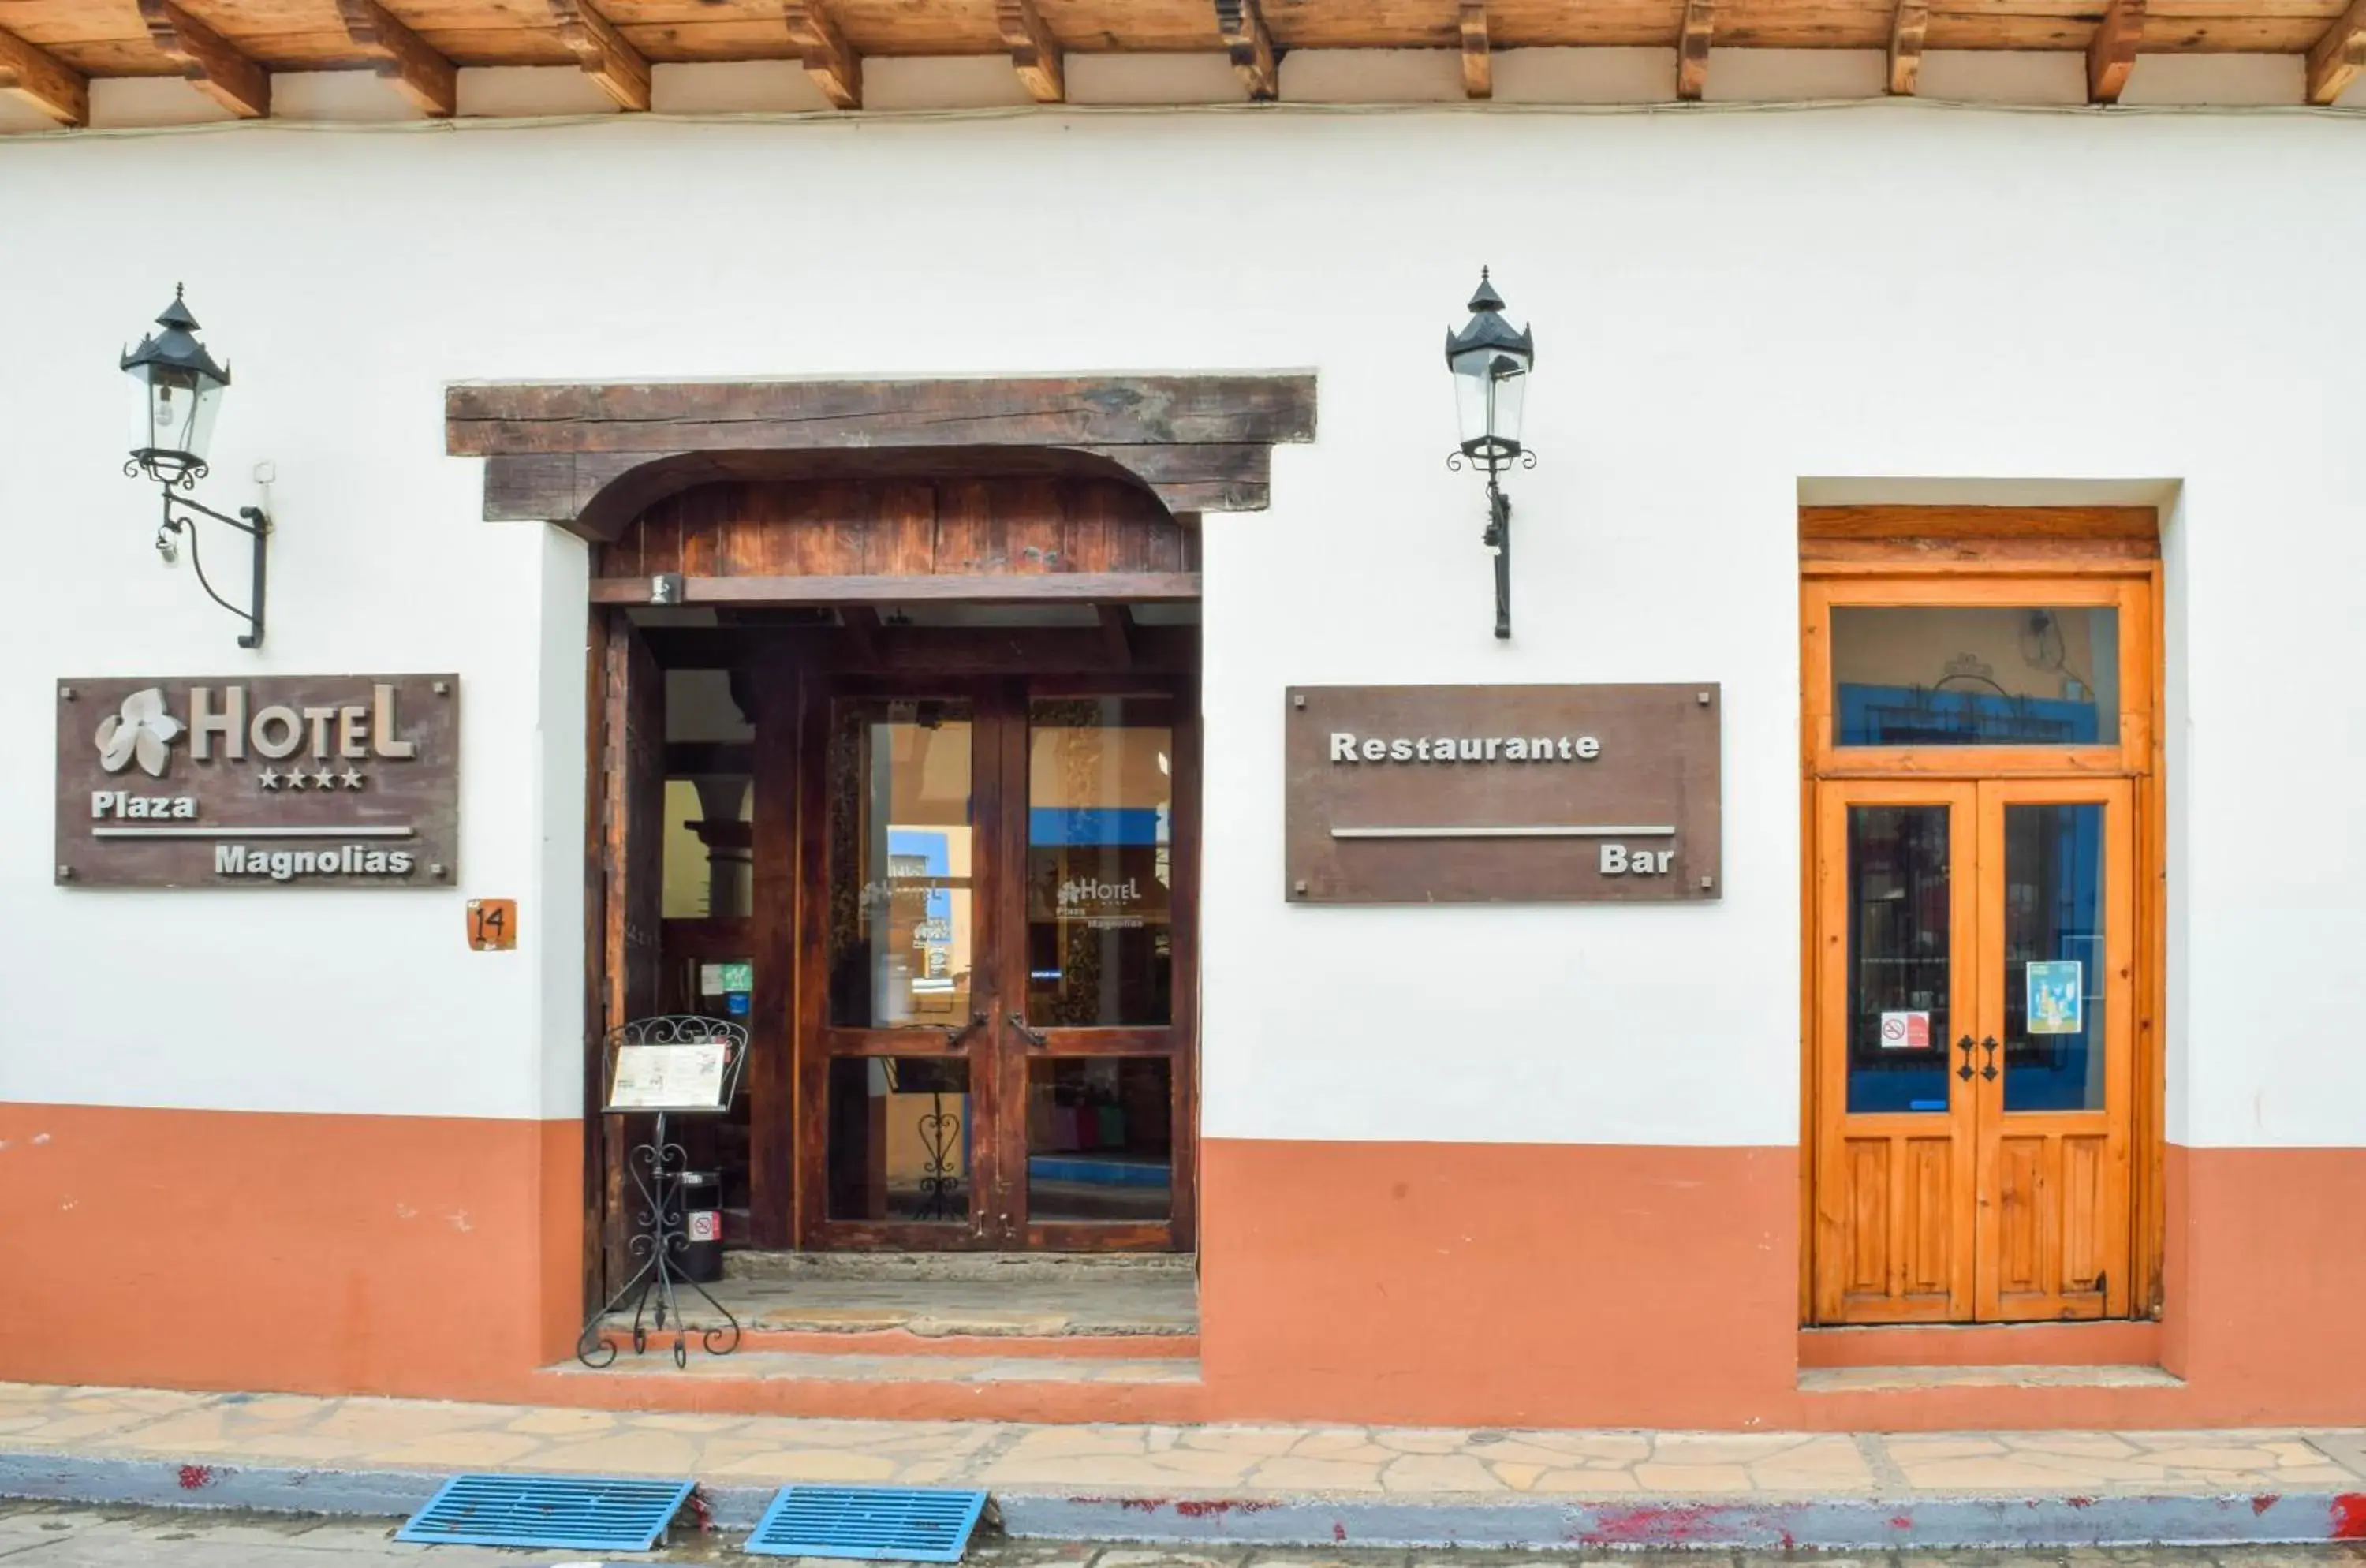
<box><xmin>592</xmin><ymin>571</ymin><xmax>1201</xmax><ymax>606</ymax></box>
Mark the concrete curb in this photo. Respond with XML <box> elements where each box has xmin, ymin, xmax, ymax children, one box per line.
<box><xmin>2</xmin><ymin>1450</ymin><xmax>2361</xmax><ymax>1551</ymax></box>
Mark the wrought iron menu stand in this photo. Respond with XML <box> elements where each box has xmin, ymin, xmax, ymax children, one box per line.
<box><xmin>577</xmin><ymin>1015</ymin><xmax>749</xmax><ymax>1370</ymax></box>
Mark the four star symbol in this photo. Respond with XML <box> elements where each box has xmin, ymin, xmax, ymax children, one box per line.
<box><xmin>259</xmin><ymin>765</ymin><xmax>370</xmax><ymax>791</ymax></box>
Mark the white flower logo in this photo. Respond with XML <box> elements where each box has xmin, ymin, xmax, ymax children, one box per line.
<box><xmin>95</xmin><ymin>688</ymin><xmax>184</xmax><ymax>778</ymax></box>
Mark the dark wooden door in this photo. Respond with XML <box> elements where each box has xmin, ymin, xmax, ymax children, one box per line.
<box><xmin>595</xmin><ymin>611</ymin><xmax>666</xmax><ymax>1291</ymax></box>
<box><xmin>796</xmin><ymin>674</ymin><xmax>1196</xmax><ymax>1251</ymax></box>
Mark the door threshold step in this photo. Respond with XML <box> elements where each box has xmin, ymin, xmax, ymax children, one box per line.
<box><xmin>552</xmin><ymin>1350</ymin><xmax>1200</xmax><ymax>1387</ymax></box>
<box><xmin>722</xmin><ymin>1251</ymin><xmax>1196</xmax><ymax>1283</ymax></box>
<box><xmin>1801</xmin><ymin>1364</ymin><xmax>2181</xmax><ymax>1393</ymax></box>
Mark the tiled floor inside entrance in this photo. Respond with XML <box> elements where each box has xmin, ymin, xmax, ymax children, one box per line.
<box><xmin>595</xmin><ymin>1253</ymin><xmax>1198</xmax><ymax>1342</ymax></box>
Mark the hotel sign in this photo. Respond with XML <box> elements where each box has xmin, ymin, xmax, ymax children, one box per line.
<box><xmin>55</xmin><ymin>674</ymin><xmax>458</xmax><ymax>889</ymax></box>
<box><xmin>1285</xmin><ymin>684</ymin><xmax>1720</xmax><ymax>904</ymax></box>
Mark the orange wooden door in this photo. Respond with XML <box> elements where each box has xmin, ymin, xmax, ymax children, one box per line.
<box><xmin>1970</xmin><ymin>778</ymin><xmax>2136</xmax><ymax>1320</ymax></box>
<box><xmin>1811</xmin><ymin>779</ymin><xmax>1980</xmax><ymax>1324</ymax></box>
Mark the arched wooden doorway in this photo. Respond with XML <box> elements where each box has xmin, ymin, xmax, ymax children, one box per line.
<box><xmin>447</xmin><ymin>371</ymin><xmax>1311</xmax><ymax>1303</ymax></box>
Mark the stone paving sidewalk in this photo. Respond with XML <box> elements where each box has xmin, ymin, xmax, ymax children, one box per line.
<box><xmin>2</xmin><ymin>1383</ymin><xmax>2362</xmax><ymax>1501</ymax></box>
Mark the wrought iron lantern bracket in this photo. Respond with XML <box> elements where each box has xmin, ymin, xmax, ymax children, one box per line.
<box><xmin>136</xmin><ymin>470</ymin><xmax>271</xmax><ymax>650</ymax></box>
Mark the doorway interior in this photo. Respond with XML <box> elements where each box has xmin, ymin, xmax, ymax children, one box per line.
<box><xmin>1799</xmin><ymin>510</ymin><xmax>2164</xmax><ymax>1329</ymax></box>
<box><xmin>588</xmin><ymin>475</ymin><xmax>1200</xmax><ymax>1316</ymax></box>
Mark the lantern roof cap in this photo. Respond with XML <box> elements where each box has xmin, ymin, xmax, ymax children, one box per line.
<box><xmin>121</xmin><ymin>284</ymin><xmax>231</xmax><ymax>385</ymax></box>
<box><xmin>1444</xmin><ymin>267</ymin><xmax>1535</xmax><ymax>368</ymax></box>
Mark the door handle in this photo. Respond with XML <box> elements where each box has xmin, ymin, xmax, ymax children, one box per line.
<box><xmin>1980</xmin><ymin>1035</ymin><xmax>1999</xmax><ymax>1081</ymax></box>
<box><xmin>1007</xmin><ymin>1011</ymin><xmax>1049</xmax><ymax>1047</ymax></box>
<box><xmin>1956</xmin><ymin>1035</ymin><xmax>1976</xmax><ymax>1082</ymax></box>
<box><xmin>909</xmin><ymin>1011</ymin><xmax>986</xmax><ymax>1047</ymax></box>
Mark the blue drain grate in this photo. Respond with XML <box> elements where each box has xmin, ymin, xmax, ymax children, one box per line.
<box><xmin>394</xmin><ymin>1473</ymin><xmax>696</xmax><ymax>1551</ymax></box>
<box><xmin>745</xmin><ymin>1484</ymin><xmax>989</xmax><ymax>1562</ymax></box>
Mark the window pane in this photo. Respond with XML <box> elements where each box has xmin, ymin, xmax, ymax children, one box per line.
<box><xmin>1847</xmin><ymin>805</ymin><xmax>1954</xmax><ymax>1114</ymax></box>
<box><xmin>1025</xmin><ymin>698</ymin><xmax>1174</xmax><ymax>1027</ymax></box>
<box><xmin>827</xmin><ymin>1056</ymin><xmax>970</xmax><ymax>1223</ymax></box>
<box><xmin>826</xmin><ymin>700</ymin><xmax>976</xmax><ymax>1029</ymax></box>
<box><xmin>2002</xmin><ymin>804</ymin><xmax>2108</xmax><ymax>1112</ymax></box>
<box><xmin>1027</xmin><ymin>1058</ymin><xmax>1172</xmax><ymax>1223</ymax></box>
<box><xmin>661</xmin><ymin>776</ymin><xmax>752</xmax><ymax>919</ymax></box>
<box><xmin>1833</xmin><ymin>607</ymin><xmax>2118</xmax><ymax>746</ymax></box>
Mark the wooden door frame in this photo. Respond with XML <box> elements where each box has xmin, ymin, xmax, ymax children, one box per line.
<box><xmin>789</xmin><ymin>667</ymin><xmax>1199</xmax><ymax>1253</ymax></box>
<box><xmin>1797</xmin><ymin>505</ymin><xmax>2167</xmax><ymax>1327</ymax></box>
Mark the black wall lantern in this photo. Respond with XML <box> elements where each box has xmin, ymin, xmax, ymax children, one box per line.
<box><xmin>122</xmin><ymin>286</ymin><xmax>271</xmax><ymax>649</ymax></box>
<box><xmin>1444</xmin><ymin>268</ymin><xmax>1536</xmax><ymax>640</ymax></box>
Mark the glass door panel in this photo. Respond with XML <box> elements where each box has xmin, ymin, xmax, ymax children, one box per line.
<box><xmin>1812</xmin><ymin>781</ymin><xmax>1978</xmax><ymax>1326</ymax></box>
<box><xmin>825</xmin><ymin>698</ymin><xmax>979</xmax><ymax>1031</ymax></box>
<box><xmin>1972</xmin><ymin>779</ymin><xmax>2134</xmax><ymax>1322</ymax></box>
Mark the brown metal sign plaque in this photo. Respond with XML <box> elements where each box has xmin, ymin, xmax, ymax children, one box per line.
<box><xmin>55</xmin><ymin>674</ymin><xmax>459</xmax><ymax>889</ymax></box>
<box><xmin>1285</xmin><ymin>684</ymin><xmax>1720</xmax><ymax>904</ymax></box>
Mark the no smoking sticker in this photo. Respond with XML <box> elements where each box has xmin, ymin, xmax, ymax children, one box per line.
<box><xmin>1879</xmin><ymin>1010</ymin><xmax>1931</xmax><ymax>1051</ymax></box>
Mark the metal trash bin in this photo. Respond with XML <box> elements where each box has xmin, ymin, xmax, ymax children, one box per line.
<box><xmin>677</xmin><ymin>1170</ymin><xmax>723</xmax><ymax>1284</ymax></box>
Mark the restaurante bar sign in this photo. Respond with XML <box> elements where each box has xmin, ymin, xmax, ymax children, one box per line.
<box><xmin>1285</xmin><ymin>684</ymin><xmax>1720</xmax><ymax>904</ymax></box>
<box><xmin>54</xmin><ymin>674</ymin><xmax>458</xmax><ymax>889</ymax></box>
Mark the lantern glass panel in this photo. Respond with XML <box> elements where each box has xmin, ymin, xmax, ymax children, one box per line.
<box><xmin>132</xmin><ymin>363</ymin><xmax>226</xmax><ymax>465</ymax></box>
<box><xmin>1451</xmin><ymin>347</ymin><xmax>1529</xmax><ymax>457</ymax></box>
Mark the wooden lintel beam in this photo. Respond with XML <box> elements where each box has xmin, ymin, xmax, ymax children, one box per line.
<box><xmin>337</xmin><ymin>0</ymin><xmax>455</xmax><ymax>118</ymax></box>
<box><xmin>2307</xmin><ymin>0</ymin><xmax>2366</xmax><ymax>103</ymax></box>
<box><xmin>997</xmin><ymin>0</ymin><xmax>1064</xmax><ymax>103</ymax></box>
<box><xmin>0</xmin><ymin>24</ymin><xmax>87</xmax><ymax>126</ymax></box>
<box><xmin>2087</xmin><ymin>0</ymin><xmax>2144</xmax><ymax>103</ymax></box>
<box><xmin>1460</xmin><ymin>2</ymin><xmax>1491</xmax><ymax>99</ymax></box>
<box><xmin>1215</xmin><ymin>0</ymin><xmax>1277</xmax><ymax>102</ymax></box>
<box><xmin>1677</xmin><ymin>0</ymin><xmax>1715</xmax><ymax>100</ymax></box>
<box><xmin>787</xmin><ymin>2</ymin><xmax>860</xmax><ymax>110</ymax></box>
<box><xmin>1095</xmin><ymin>603</ymin><xmax>1138</xmax><ymax>666</ymax></box>
<box><xmin>1887</xmin><ymin>0</ymin><xmax>1928</xmax><ymax>94</ymax></box>
<box><xmin>593</xmin><ymin>573</ymin><xmax>1200</xmax><ymax>606</ymax></box>
<box><xmin>546</xmin><ymin>1</ymin><xmax>649</xmax><ymax>112</ymax></box>
<box><xmin>139</xmin><ymin>0</ymin><xmax>269</xmax><ymax>119</ymax></box>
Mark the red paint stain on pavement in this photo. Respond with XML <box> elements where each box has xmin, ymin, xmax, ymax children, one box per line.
<box><xmin>2331</xmin><ymin>1494</ymin><xmax>2366</xmax><ymax>1539</ymax></box>
<box><xmin>1332</xmin><ymin>1523</ymin><xmax>1347</xmax><ymax>1542</ymax></box>
<box><xmin>1581</xmin><ymin>1503</ymin><xmax>1730</xmax><ymax>1545</ymax></box>
<box><xmin>2065</xmin><ymin>1497</ymin><xmax>2095</xmax><ymax>1510</ymax></box>
<box><xmin>2252</xmin><ymin>1495</ymin><xmax>2278</xmax><ymax>1516</ymax></box>
<box><xmin>1890</xmin><ymin>1516</ymin><xmax>1913</xmax><ymax>1530</ymax></box>
<box><xmin>175</xmin><ymin>1465</ymin><xmax>217</xmax><ymax>1490</ymax></box>
<box><xmin>1172</xmin><ymin>1499</ymin><xmax>1277</xmax><ymax>1518</ymax></box>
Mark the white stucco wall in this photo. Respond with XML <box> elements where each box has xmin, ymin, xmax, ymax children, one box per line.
<box><xmin>0</xmin><ymin>103</ymin><xmax>2357</xmax><ymax>1149</ymax></box>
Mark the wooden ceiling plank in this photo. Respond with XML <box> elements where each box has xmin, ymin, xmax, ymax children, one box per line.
<box><xmin>546</xmin><ymin>1</ymin><xmax>650</xmax><ymax>110</ymax></box>
<box><xmin>139</xmin><ymin>1</ymin><xmax>270</xmax><ymax>118</ymax></box>
<box><xmin>1215</xmin><ymin>0</ymin><xmax>1276</xmax><ymax>101</ymax></box>
<box><xmin>1461</xmin><ymin>2</ymin><xmax>1492</xmax><ymax>98</ymax></box>
<box><xmin>1888</xmin><ymin>0</ymin><xmax>1928</xmax><ymax>91</ymax></box>
<box><xmin>1677</xmin><ymin>0</ymin><xmax>1715</xmax><ymax>98</ymax></box>
<box><xmin>996</xmin><ymin>0</ymin><xmax>1063</xmax><ymax>103</ymax></box>
<box><xmin>0</xmin><ymin>22</ymin><xmax>88</xmax><ymax>126</ymax></box>
<box><xmin>2306</xmin><ymin>0</ymin><xmax>2366</xmax><ymax>101</ymax></box>
<box><xmin>337</xmin><ymin>0</ymin><xmax>456</xmax><ymax>117</ymax></box>
<box><xmin>786</xmin><ymin>2</ymin><xmax>860</xmax><ymax>109</ymax></box>
<box><xmin>2088</xmin><ymin>0</ymin><xmax>2145</xmax><ymax>99</ymax></box>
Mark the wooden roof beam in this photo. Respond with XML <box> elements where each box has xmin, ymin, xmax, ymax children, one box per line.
<box><xmin>788</xmin><ymin>3</ymin><xmax>860</xmax><ymax>110</ymax></box>
<box><xmin>1887</xmin><ymin>0</ymin><xmax>1928</xmax><ymax>93</ymax></box>
<box><xmin>1677</xmin><ymin>0</ymin><xmax>1715</xmax><ymax>99</ymax></box>
<box><xmin>0</xmin><ymin>24</ymin><xmax>87</xmax><ymax>127</ymax></box>
<box><xmin>337</xmin><ymin>0</ymin><xmax>455</xmax><ymax>118</ymax></box>
<box><xmin>997</xmin><ymin>0</ymin><xmax>1064</xmax><ymax>103</ymax></box>
<box><xmin>2307</xmin><ymin>0</ymin><xmax>2366</xmax><ymax>103</ymax></box>
<box><xmin>1216</xmin><ymin>0</ymin><xmax>1277</xmax><ymax>102</ymax></box>
<box><xmin>139</xmin><ymin>1</ymin><xmax>269</xmax><ymax>119</ymax></box>
<box><xmin>1461</xmin><ymin>2</ymin><xmax>1491</xmax><ymax>99</ymax></box>
<box><xmin>546</xmin><ymin>1</ymin><xmax>649</xmax><ymax>112</ymax></box>
<box><xmin>2087</xmin><ymin>0</ymin><xmax>2144</xmax><ymax>102</ymax></box>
